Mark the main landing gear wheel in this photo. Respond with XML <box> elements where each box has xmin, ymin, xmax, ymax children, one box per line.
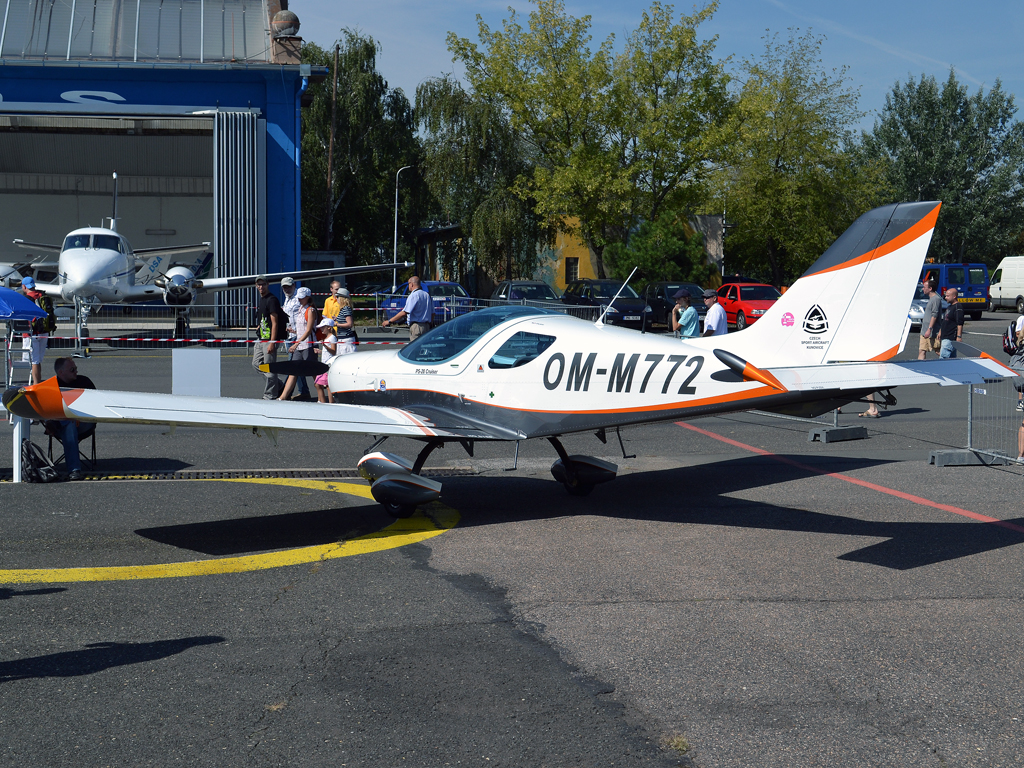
<box><xmin>564</xmin><ymin>479</ymin><xmax>595</xmax><ymax>497</ymax></box>
<box><xmin>736</xmin><ymin>311</ymin><xmax>747</xmax><ymax>331</ymax></box>
<box><xmin>383</xmin><ymin>501</ymin><xmax>417</xmax><ymax>518</ymax></box>
<box><xmin>1017</xmin><ymin>296</ymin><xmax>1024</xmax><ymax>315</ymax></box>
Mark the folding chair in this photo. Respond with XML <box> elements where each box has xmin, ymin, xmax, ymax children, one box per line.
<box><xmin>44</xmin><ymin>422</ymin><xmax>97</xmax><ymax>470</ymax></box>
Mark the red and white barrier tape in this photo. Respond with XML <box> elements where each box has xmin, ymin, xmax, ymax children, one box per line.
<box><xmin>44</xmin><ymin>336</ymin><xmax>406</xmax><ymax>345</ymax></box>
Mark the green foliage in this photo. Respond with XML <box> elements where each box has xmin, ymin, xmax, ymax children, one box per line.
<box><xmin>301</xmin><ymin>34</ymin><xmax>420</xmax><ymax>264</ymax></box>
<box><xmin>448</xmin><ymin>0</ymin><xmax>729</xmax><ymax>276</ymax></box>
<box><xmin>715</xmin><ymin>30</ymin><xmax>884</xmax><ymax>286</ymax></box>
<box><xmin>415</xmin><ymin>75</ymin><xmax>547</xmax><ymax>281</ymax></box>
<box><xmin>863</xmin><ymin>71</ymin><xmax>1024</xmax><ymax>264</ymax></box>
<box><xmin>605</xmin><ymin>216</ymin><xmax>716</xmax><ymax>288</ymax></box>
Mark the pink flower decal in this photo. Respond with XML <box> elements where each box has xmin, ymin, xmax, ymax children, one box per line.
<box><xmin>781</xmin><ymin>312</ymin><xmax>795</xmax><ymax>327</ymax></box>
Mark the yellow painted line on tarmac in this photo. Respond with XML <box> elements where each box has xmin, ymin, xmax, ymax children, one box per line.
<box><xmin>0</xmin><ymin>478</ymin><xmax>459</xmax><ymax>585</ymax></box>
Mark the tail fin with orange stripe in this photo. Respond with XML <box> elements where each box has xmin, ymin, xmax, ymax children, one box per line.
<box><xmin>718</xmin><ymin>202</ymin><xmax>941</xmax><ymax>368</ymax></box>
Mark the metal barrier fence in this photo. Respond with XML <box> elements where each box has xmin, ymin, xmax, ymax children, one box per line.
<box><xmin>965</xmin><ymin>376</ymin><xmax>1024</xmax><ymax>464</ymax></box>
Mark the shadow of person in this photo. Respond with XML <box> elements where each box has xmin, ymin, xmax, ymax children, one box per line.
<box><xmin>0</xmin><ymin>635</ymin><xmax>224</xmax><ymax>683</ymax></box>
<box><xmin>0</xmin><ymin>587</ymin><xmax>67</xmax><ymax>600</ymax></box>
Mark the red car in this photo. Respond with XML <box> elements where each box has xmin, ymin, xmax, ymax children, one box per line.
<box><xmin>716</xmin><ymin>282</ymin><xmax>781</xmax><ymax>330</ymax></box>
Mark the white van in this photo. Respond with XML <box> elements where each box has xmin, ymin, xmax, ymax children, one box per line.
<box><xmin>989</xmin><ymin>256</ymin><xmax>1024</xmax><ymax>313</ymax></box>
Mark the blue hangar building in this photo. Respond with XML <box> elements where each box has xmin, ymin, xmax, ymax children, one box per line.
<box><xmin>0</xmin><ymin>0</ymin><xmax>322</xmax><ymax>320</ymax></box>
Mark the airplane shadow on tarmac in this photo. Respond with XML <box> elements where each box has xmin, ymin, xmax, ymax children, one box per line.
<box><xmin>438</xmin><ymin>455</ymin><xmax>1024</xmax><ymax>571</ymax></box>
<box><xmin>125</xmin><ymin>455</ymin><xmax>1024</xmax><ymax>571</ymax></box>
<box><xmin>0</xmin><ymin>636</ymin><xmax>224</xmax><ymax>683</ymax></box>
<box><xmin>136</xmin><ymin>505</ymin><xmax>387</xmax><ymax>556</ymax></box>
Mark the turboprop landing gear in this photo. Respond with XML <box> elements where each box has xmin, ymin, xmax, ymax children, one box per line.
<box><xmin>547</xmin><ymin>436</ymin><xmax>618</xmax><ymax>497</ymax></box>
<box><xmin>173</xmin><ymin>309</ymin><xmax>190</xmax><ymax>341</ymax></box>
<box><xmin>357</xmin><ymin>440</ymin><xmax>445</xmax><ymax>518</ymax></box>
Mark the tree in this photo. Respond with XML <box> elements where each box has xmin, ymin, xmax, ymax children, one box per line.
<box><xmin>715</xmin><ymin>30</ymin><xmax>884</xmax><ymax>286</ymax></box>
<box><xmin>863</xmin><ymin>71</ymin><xmax>1024</xmax><ymax>264</ymax></box>
<box><xmin>604</xmin><ymin>216</ymin><xmax>716</xmax><ymax>287</ymax></box>
<box><xmin>448</xmin><ymin>0</ymin><xmax>729</xmax><ymax>277</ymax></box>
<box><xmin>300</xmin><ymin>33</ymin><xmax>420</xmax><ymax>265</ymax></box>
<box><xmin>415</xmin><ymin>75</ymin><xmax>546</xmax><ymax>281</ymax></box>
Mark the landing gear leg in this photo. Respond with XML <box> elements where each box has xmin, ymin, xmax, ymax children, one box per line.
<box><xmin>73</xmin><ymin>298</ymin><xmax>92</xmax><ymax>359</ymax></box>
<box><xmin>174</xmin><ymin>309</ymin><xmax>191</xmax><ymax>342</ymax></box>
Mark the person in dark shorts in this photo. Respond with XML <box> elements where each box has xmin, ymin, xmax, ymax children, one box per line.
<box><xmin>253</xmin><ymin>276</ymin><xmax>288</xmax><ymax>399</ymax></box>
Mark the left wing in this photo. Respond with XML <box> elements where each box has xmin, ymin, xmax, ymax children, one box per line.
<box><xmin>12</xmin><ymin>239</ymin><xmax>61</xmax><ymax>255</ymax></box>
<box><xmin>1</xmin><ymin>377</ymin><xmax>499</xmax><ymax>440</ymax></box>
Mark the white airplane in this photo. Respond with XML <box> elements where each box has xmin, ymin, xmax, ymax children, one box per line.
<box><xmin>5</xmin><ymin>173</ymin><xmax>408</xmax><ymax>333</ymax></box>
<box><xmin>5</xmin><ymin>202</ymin><xmax>1017</xmax><ymax>517</ymax></box>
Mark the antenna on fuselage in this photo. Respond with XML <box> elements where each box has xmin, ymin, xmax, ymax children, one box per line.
<box><xmin>108</xmin><ymin>172</ymin><xmax>119</xmax><ymax>232</ymax></box>
<box><xmin>595</xmin><ymin>266</ymin><xmax>639</xmax><ymax>327</ymax></box>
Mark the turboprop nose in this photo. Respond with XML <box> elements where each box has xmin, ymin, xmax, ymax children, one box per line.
<box><xmin>60</xmin><ymin>257</ymin><xmax>104</xmax><ymax>300</ymax></box>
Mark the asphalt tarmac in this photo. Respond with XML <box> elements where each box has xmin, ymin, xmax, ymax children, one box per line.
<box><xmin>2</xmin><ymin>315</ymin><xmax>1023</xmax><ymax>767</ymax></box>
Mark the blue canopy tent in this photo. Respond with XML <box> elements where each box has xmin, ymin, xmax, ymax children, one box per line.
<box><xmin>2</xmin><ymin>286</ymin><xmax>47</xmax><ymax>389</ymax></box>
<box><xmin>0</xmin><ymin>286</ymin><xmax>46</xmax><ymax>321</ymax></box>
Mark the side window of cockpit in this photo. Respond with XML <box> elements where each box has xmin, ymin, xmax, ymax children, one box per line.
<box><xmin>488</xmin><ymin>332</ymin><xmax>557</xmax><ymax>369</ymax></box>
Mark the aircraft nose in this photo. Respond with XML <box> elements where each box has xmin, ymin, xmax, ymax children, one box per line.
<box><xmin>60</xmin><ymin>261</ymin><xmax>100</xmax><ymax>299</ymax></box>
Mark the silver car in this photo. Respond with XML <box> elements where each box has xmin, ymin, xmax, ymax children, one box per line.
<box><xmin>908</xmin><ymin>283</ymin><xmax>928</xmax><ymax>330</ymax></box>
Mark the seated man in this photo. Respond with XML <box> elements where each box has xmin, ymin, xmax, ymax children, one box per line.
<box><xmin>47</xmin><ymin>357</ymin><xmax>96</xmax><ymax>481</ymax></box>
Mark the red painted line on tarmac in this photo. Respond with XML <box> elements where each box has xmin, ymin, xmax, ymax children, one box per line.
<box><xmin>676</xmin><ymin>421</ymin><xmax>1024</xmax><ymax>535</ymax></box>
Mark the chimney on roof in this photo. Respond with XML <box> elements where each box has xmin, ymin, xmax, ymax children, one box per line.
<box><xmin>270</xmin><ymin>9</ymin><xmax>302</xmax><ymax>65</ymax></box>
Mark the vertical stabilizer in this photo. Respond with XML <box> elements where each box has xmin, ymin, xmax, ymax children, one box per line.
<box><xmin>715</xmin><ymin>202</ymin><xmax>941</xmax><ymax>368</ymax></box>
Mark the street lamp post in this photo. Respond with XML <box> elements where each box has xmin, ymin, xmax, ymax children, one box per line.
<box><xmin>393</xmin><ymin>165</ymin><xmax>413</xmax><ymax>292</ymax></box>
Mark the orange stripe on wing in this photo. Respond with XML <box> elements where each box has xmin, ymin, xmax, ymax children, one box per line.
<box><xmin>19</xmin><ymin>376</ymin><xmax>69</xmax><ymax>420</ymax></box>
<box><xmin>811</xmin><ymin>203</ymin><xmax>941</xmax><ymax>278</ymax></box>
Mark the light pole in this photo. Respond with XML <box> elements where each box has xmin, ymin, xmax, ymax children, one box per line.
<box><xmin>393</xmin><ymin>165</ymin><xmax>413</xmax><ymax>292</ymax></box>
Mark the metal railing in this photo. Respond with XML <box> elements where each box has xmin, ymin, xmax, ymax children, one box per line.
<box><xmin>965</xmin><ymin>376</ymin><xmax>1024</xmax><ymax>464</ymax></box>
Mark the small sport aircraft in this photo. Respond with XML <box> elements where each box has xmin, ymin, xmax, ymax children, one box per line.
<box><xmin>4</xmin><ymin>173</ymin><xmax>405</xmax><ymax>335</ymax></box>
<box><xmin>4</xmin><ymin>202</ymin><xmax>1016</xmax><ymax>517</ymax></box>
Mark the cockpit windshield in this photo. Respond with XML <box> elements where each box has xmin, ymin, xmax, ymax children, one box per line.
<box><xmin>93</xmin><ymin>235</ymin><xmax>123</xmax><ymax>252</ymax></box>
<box><xmin>63</xmin><ymin>234</ymin><xmax>90</xmax><ymax>250</ymax></box>
<box><xmin>400</xmin><ymin>306</ymin><xmax>556</xmax><ymax>364</ymax></box>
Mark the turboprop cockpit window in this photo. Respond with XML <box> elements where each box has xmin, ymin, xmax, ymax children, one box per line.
<box><xmin>488</xmin><ymin>332</ymin><xmax>557</xmax><ymax>369</ymax></box>
<box><xmin>63</xmin><ymin>235</ymin><xmax>90</xmax><ymax>251</ymax></box>
<box><xmin>400</xmin><ymin>306</ymin><xmax>555</xmax><ymax>364</ymax></box>
<box><xmin>94</xmin><ymin>235</ymin><xmax>121</xmax><ymax>252</ymax></box>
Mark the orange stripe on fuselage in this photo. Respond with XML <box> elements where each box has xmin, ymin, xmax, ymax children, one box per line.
<box><xmin>868</xmin><ymin>344</ymin><xmax>900</xmax><ymax>362</ymax></box>
<box><xmin>809</xmin><ymin>203</ymin><xmax>941</xmax><ymax>278</ymax></box>
<box><xmin>334</xmin><ymin>383</ymin><xmax>779</xmax><ymax>417</ymax></box>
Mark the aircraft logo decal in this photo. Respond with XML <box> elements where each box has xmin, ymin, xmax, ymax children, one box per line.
<box><xmin>802</xmin><ymin>305</ymin><xmax>828</xmax><ymax>334</ymax></box>
<box><xmin>378</xmin><ymin>379</ymin><xmax>387</xmax><ymax>392</ymax></box>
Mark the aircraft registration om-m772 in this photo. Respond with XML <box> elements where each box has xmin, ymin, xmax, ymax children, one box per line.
<box><xmin>4</xmin><ymin>202</ymin><xmax>1018</xmax><ymax>517</ymax></box>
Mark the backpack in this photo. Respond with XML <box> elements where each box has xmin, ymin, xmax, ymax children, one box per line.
<box><xmin>21</xmin><ymin>439</ymin><xmax>60</xmax><ymax>483</ymax></box>
<box><xmin>1003</xmin><ymin>321</ymin><xmax>1020</xmax><ymax>356</ymax></box>
<box><xmin>30</xmin><ymin>294</ymin><xmax>57</xmax><ymax>334</ymax></box>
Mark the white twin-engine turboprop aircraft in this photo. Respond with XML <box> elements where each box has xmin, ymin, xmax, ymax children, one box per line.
<box><xmin>8</xmin><ymin>173</ymin><xmax>407</xmax><ymax>325</ymax></box>
<box><xmin>4</xmin><ymin>202</ymin><xmax>1017</xmax><ymax>517</ymax></box>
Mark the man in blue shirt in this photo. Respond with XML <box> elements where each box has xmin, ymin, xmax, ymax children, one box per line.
<box><xmin>382</xmin><ymin>276</ymin><xmax>435</xmax><ymax>340</ymax></box>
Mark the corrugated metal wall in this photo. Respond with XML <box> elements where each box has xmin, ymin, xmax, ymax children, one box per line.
<box><xmin>213</xmin><ymin>110</ymin><xmax>264</xmax><ymax>326</ymax></box>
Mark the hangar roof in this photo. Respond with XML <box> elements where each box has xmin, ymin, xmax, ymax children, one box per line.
<box><xmin>0</xmin><ymin>0</ymin><xmax>272</xmax><ymax>63</ymax></box>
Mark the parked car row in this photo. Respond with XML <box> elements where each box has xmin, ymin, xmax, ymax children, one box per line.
<box><xmin>376</xmin><ymin>276</ymin><xmax>792</xmax><ymax>333</ymax></box>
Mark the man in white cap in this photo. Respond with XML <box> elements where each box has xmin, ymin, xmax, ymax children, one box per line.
<box><xmin>702</xmin><ymin>288</ymin><xmax>727</xmax><ymax>337</ymax></box>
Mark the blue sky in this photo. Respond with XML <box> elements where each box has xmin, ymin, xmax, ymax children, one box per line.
<box><xmin>295</xmin><ymin>0</ymin><xmax>1024</xmax><ymax>132</ymax></box>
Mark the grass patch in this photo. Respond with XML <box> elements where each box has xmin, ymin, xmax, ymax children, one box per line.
<box><xmin>661</xmin><ymin>733</ymin><xmax>690</xmax><ymax>754</ymax></box>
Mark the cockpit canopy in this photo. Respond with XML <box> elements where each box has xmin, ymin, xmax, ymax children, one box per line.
<box><xmin>399</xmin><ymin>306</ymin><xmax>558</xmax><ymax>364</ymax></box>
